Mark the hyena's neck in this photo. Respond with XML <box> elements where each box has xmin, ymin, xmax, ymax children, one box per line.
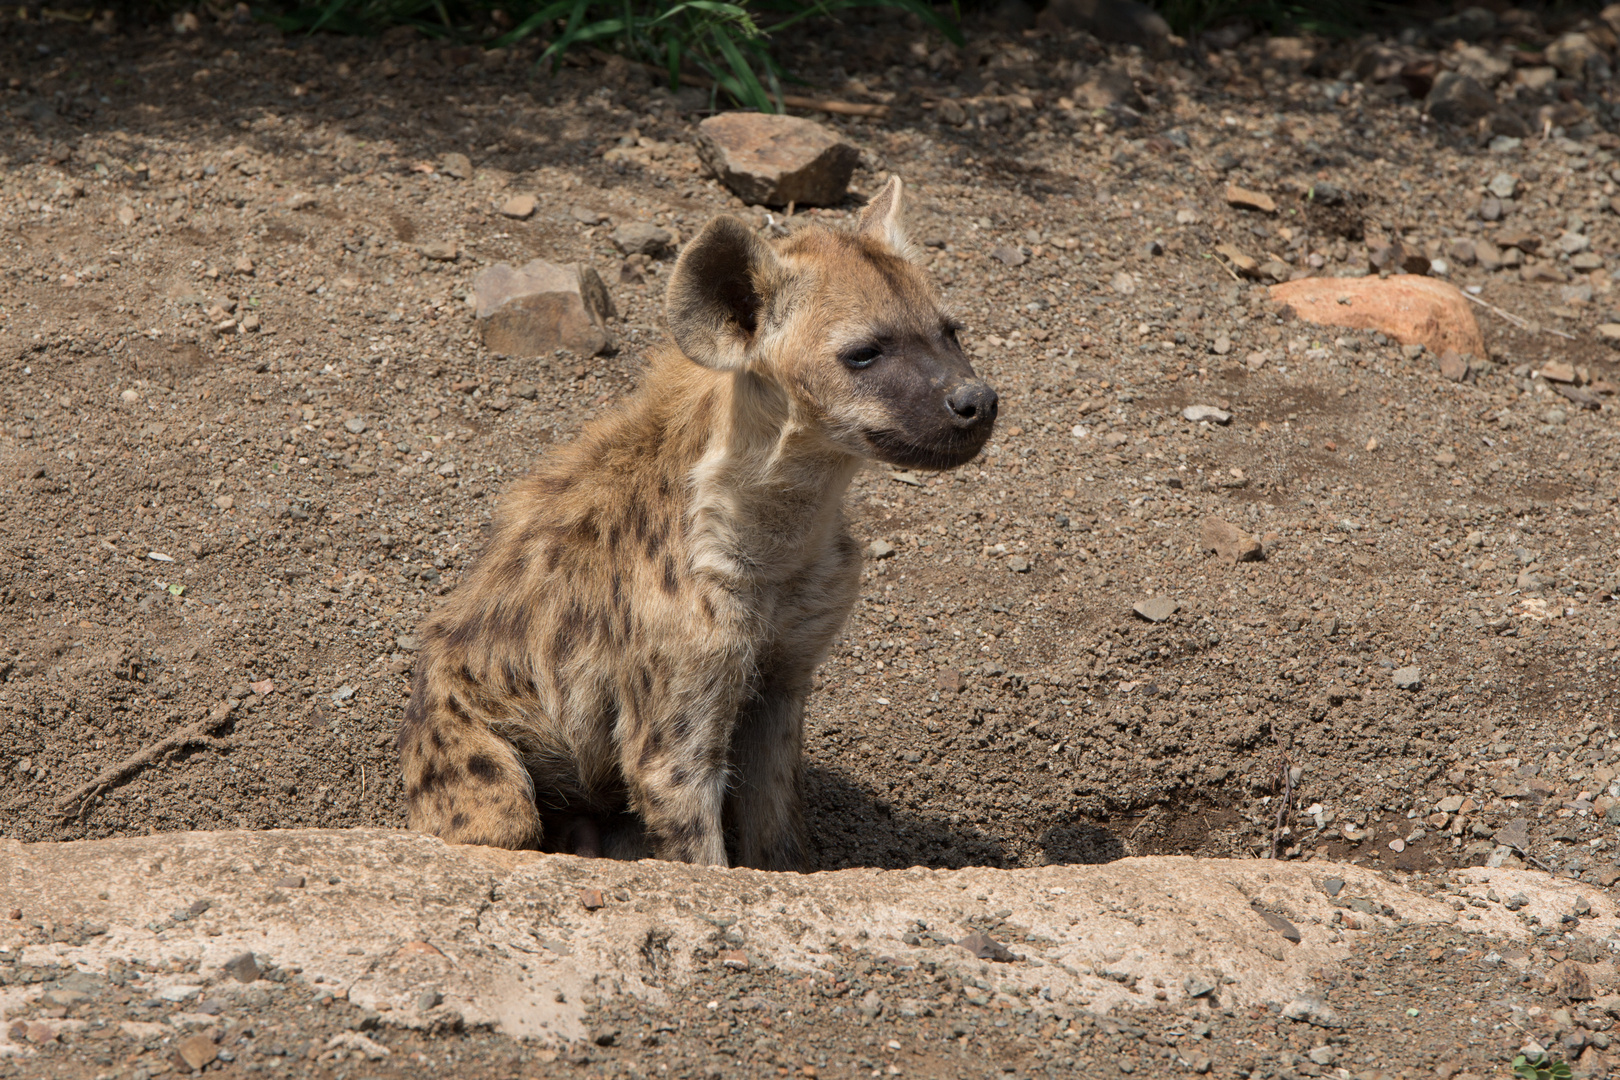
<box><xmin>683</xmin><ymin>367</ymin><xmax>859</xmax><ymax>585</ymax></box>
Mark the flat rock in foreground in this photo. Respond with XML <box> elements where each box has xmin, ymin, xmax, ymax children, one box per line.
<box><xmin>473</xmin><ymin>259</ymin><xmax>615</xmax><ymax>357</ymax></box>
<box><xmin>695</xmin><ymin>113</ymin><xmax>859</xmax><ymax>207</ymax></box>
<box><xmin>1</xmin><ymin>830</ymin><xmax>1610</xmax><ymax>1054</ymax></box>
<box><xmin>1269</xmin><ymin>274</ymin><xmax>1487</xmax><ymax>360</ymax></box>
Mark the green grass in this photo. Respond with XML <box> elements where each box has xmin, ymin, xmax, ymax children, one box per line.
<box><xmin>259</xmin><ymin>0</ymin><xmax>960</xmax><ymax>112</ymax></box>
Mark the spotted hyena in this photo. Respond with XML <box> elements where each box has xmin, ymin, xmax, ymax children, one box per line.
<box><xmin>397</xmin><ymin>177</ymin><xmax>997</xmax><ymax>870</ymax></box>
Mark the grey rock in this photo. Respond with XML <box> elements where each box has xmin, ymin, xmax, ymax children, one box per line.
<box><xmin>1281</xmin><ymin>998</ymin><xmax>1342</xmax><ymax>1028</ymax></box>
<box><xmin>1182</xmin><ymin>975</ymin><xmax>1216</xmax><ymax>998</ymax></box>
<box><xmin>419</xmin><ymin>239</ymin><xmax>458</xmax><ymax>262</ymax></box>
<box><xmin>416</xmin><ymin>989</ymin><xmax>443</xmax><ymax>1012</ymax></box>
<box><xmin>867</xmin><ymin>540</ymin><xmax>896</xmax><ymax>560</ymax></box>
<box><xmin>956</xmin><ymin>931</ymin><xmax>1017</xmax><ymax>963</ymax></box>
<box><xmin>343</xmin><ymin>417</ymin><xmax>368</xmax><ymax>435</ymax></box>
<box><xmin>1251</xmin><ymin>903</ymin><xmax>1301</xmax><ymax>943</ymax></box>
<box><xmin>695</xmin><ymin>113</ymin><xmax>858</xmax><ymax>207</ymax></box>
<box><xmin>991</xmin><ymin>245</ymin><xmax>1026</xmax><ymax>267</ymax></box>
<box><xmin>1132</xmin><ymin>598</ymin><xmax>1178</xmax><ymax>623</ymax></box>
<box><xmin>610</xmin><ymin>222</ymin><xmax>674</xmax><ymax>258</ymax></box>
<box><xmin>1392</xmin><ymin>666</ymin><xmax>1422</xmax><ymax>690</ymax></box>
<box><xmin>222</xmin><ymin>951</ymin><xmax>260</xmax><ymax>983</ymax></box>
<box><xmin>571</xmin><ymin>205</ymin><xmax>609</xmax><ymax>225</ymax></box>
<box><xmin>1487</xmin><ymin>172</ymin><xmax>1518</xmax><ymax>200</ymax></box>
<box><xmin>1182</xmin><ymin>405</ymin><xmax>1231</xmax><ymax>425</ymax></box>
<box><xmin>473</xmin><ymin>259</ymin><xmax>615</xmax><ymax>357</ymax></box>
<box><xmin>1323</xmin><ymin>877</ymin><xmax>1345</xmax><ymax>898</ymax></box>
<box><xmin>1427</xmin><ymin>72</ymin><xmax>1495</xmax><ymax>126</ymax></box>
<box><xmin>1496</xmin><ymin>817</ymin><xmax>1530</xmax><ymax>850</ymax></box>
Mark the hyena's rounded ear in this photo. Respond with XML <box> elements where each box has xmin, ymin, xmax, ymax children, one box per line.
<box><xmin>665</xmin><ymin>216</ymin><xmax>784</xmax><ymax>371</ymax></box>
<box><xmin>856</xmin><ymin>175</ymin><xmax>911</xmax><ymax>255</ymax></box>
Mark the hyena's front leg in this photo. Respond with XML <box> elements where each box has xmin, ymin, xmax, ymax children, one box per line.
<box><xmin>729</xmin><ymin>673</ymin><xmax>809</xmax><ymax>871</ymax></box>
<box><xmin>622</xmin><ymin>650</ymin><xmax>747</xmax><ymax>866</ymax></box>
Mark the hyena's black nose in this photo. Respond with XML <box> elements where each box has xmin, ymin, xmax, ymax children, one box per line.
<box><xmin>947</xmin><ymin>382</ymin><xmax>998</xmax><ymax>429</ymax></box>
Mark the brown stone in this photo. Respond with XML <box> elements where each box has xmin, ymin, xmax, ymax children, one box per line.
<box><xmin>473</xmin><ymin>260</ymin><xmax>615</xmax><ymax>357</ymax></box>
<box><xmin>1554</xmin><ymin>959</ymin><xmax>1594</xmax><ymax>1002</ymax></box>
<box><xmin>1268</xmin><ymin>275</ymin><xmax>1486</xmax><ymax>360</ymax></box>
<box><xmin>695</xmin><ymin>113</ymin><xmax>858</xmax><ymax>207</ymax></box>
<box><xmin>1427</xmin><ymin>71</ymin><xmax>1495</xmax><ymax>125</ymax></box>
<box><xmin>1225</xmin><ymin>185</ymin><xmax>1276</xmax><ymax>213</ymax></box>
<box><xmin>1215</xmin><ymin>243</ymin><xmax>1259</xmax><ymax>278</ymax></box>
<box><xmin>1200</xmin><ymin>517</ymin><xmax>1263</xmax><ymax>564</ymax></box>
<box><xmin>500</xmin><ymin>194</ymin><xmax>537</xmax><ymax>220</ymax></box>
<box><xmin>1438</xmin><ymin>351</ymin><xmax>1470</xmax><ymax>382</ymax></box>
<box><xmin>177</xmin><ymin>1034</ymin><xmax>219</xmax><ymax>1070</ymax></box>
<box><xmin>579</xmin><ymin>888</ymin><xmax>605</xmax><ymax>910</ymax></box>
<box><xmin>1073</xmin><ymin>64</ymin><xmax>1143</xmax><ymax>111</ymax></box>
<box><xmin>937</xmin><ymin>667</ymin><xmax>962</xmax><ymax>694</ymax></box>
<box><xmin>1496</xmin><ymin>229</ymin><xmax>1541</xmax><ymax>254</ymax></box>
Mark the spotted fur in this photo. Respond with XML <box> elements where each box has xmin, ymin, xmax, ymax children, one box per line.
<box><xmin>398</xmin><ymin>178</ymin><xmax>997</xmax><ymax>869</ymax></box>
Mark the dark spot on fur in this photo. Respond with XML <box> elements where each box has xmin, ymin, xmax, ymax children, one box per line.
<box><xmin>446</xmin><ymin>695</ymin><xmax>472</xmax><ymax>723</ymax></box>
<box><xmin>645</xmin><ymin>522</ymin><xmax>663</xmax><ymax>560</ymax></box>
<box><xmin>700</xmin><ymin>595</ymin><xmax>715</xmax><ymax>622</ymax></box>
<box><xmin>569</xmin><ymin>509</ymin><xmax>600</xmax><ymax>547</ymax></box>
<box><xmin>450</xmin><ymin>812</ymin><xmax>468</xmax><ymax>831</ymax></box>
<box><xmin>546</xmin><ymin>545</ymin><xmax>563</xmax><ymax>573</ymax></box>
<box><xmin>661</xmin><ymin>554</ymin><xmax>679</xmax><ymax>595</ymax></box>
<box><xmin>670</xmin><ymin>765</ymin><xmax>689</xmax><ymax>787</ymax></box>
<box><xmin>398</xmin><ymin>667</ymin><xmax>429</xmax><ymax>747</ymax></box>
<box><xmin>640</xmin><ymin>667</ymin><xmax>653</xmax><ymax>698</ymax></box>
<box><xmin>430</xmin><ymin>729</ymin><xmax>446</xmax><ymax>752</ymax></box>
<box><xmin>405</xmin><ymin>784</ymin><xmax>421</xmax><ymax>803</ymax></box>
<box><xmin>630</xmin><ymin>501</ymin><xmax>649</xmax><ymax>542</ymax></box>
<box><xmin>671</xmin><ymin>713</ymin><xmax>693</xmax><ymax>741</ymax></box>
<box><xmin>467</xmin><ymin>754</ymin><xmax>501</xmax><ymax>783</ymax></box>
<box><xmin>419</xmin><ymin>760</ymin><xmax>453</xmax><ymax>792</ymax></box>
<box><xmin>534</xmin><ymin>473</ymin><xmax>575</xmax><ymax>498</ymax></box>
<box><xmin>444</xmin><ymin>609</ymin><xmax>485</xmax><ymax>651</ymax></box>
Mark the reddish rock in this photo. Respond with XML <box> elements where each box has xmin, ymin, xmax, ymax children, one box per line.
<box><xmin>473</xmin><ymin>260</ymin><xmax>615</xmax><ymax>357</ymax></box>
<box><xmin>1269</xmin><ymin>275</ymin><xmax>1487</xmax><ymax>360</ymax></box>
<box><xmin>695</xmin><ymin>113</ymin><xmax>858</xmax><ymax>207</ymax></box>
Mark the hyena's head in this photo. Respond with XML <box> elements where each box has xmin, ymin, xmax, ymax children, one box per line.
<box><xmin>665</xmin><ymin>177</ymin><xmax>997</xmax><ymax>471</ymax></box>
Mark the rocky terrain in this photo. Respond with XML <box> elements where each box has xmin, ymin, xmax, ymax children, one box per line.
<box><xmin>7</xmin><ymin>0</ymin><xmax>1620</xmax><ymax>1073</ymax></box>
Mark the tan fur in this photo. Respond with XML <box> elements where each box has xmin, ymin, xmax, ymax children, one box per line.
<box><xmin>398</xmin><ymin>178</ymin><xmax>996</xmax><ymax>869</ymax></box>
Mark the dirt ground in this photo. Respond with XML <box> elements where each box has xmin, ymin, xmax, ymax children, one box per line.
<box><xmin>6</xmin><ymin>1</ymin><xmax>1620</xmax><ymax>1073</ymax></box>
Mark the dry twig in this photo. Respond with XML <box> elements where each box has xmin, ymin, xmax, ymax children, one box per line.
<box><xmin>1460</xmin><ymin>290</ymin><xmax>1576</xmax><ymax>340</ymax></box>
<box><xmin>1270</xmin><ymin>750</ymin><xmax>1297</xmax><ymax>860</ymax></box>
<box><xmin>58</xmin><ymin>698</ymin><xmax>239</xmax><ymax>821</ymax></box>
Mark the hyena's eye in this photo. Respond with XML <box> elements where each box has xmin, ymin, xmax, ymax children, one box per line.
<box><xmin>841</xmin><ymin>344</ymin><xmax>882</xmax><ymax>370</ymax></box>
<box><xmin>943</xmin><ymin>322</ymin><xmax>963</xmax><ymax>346</ymax></box>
